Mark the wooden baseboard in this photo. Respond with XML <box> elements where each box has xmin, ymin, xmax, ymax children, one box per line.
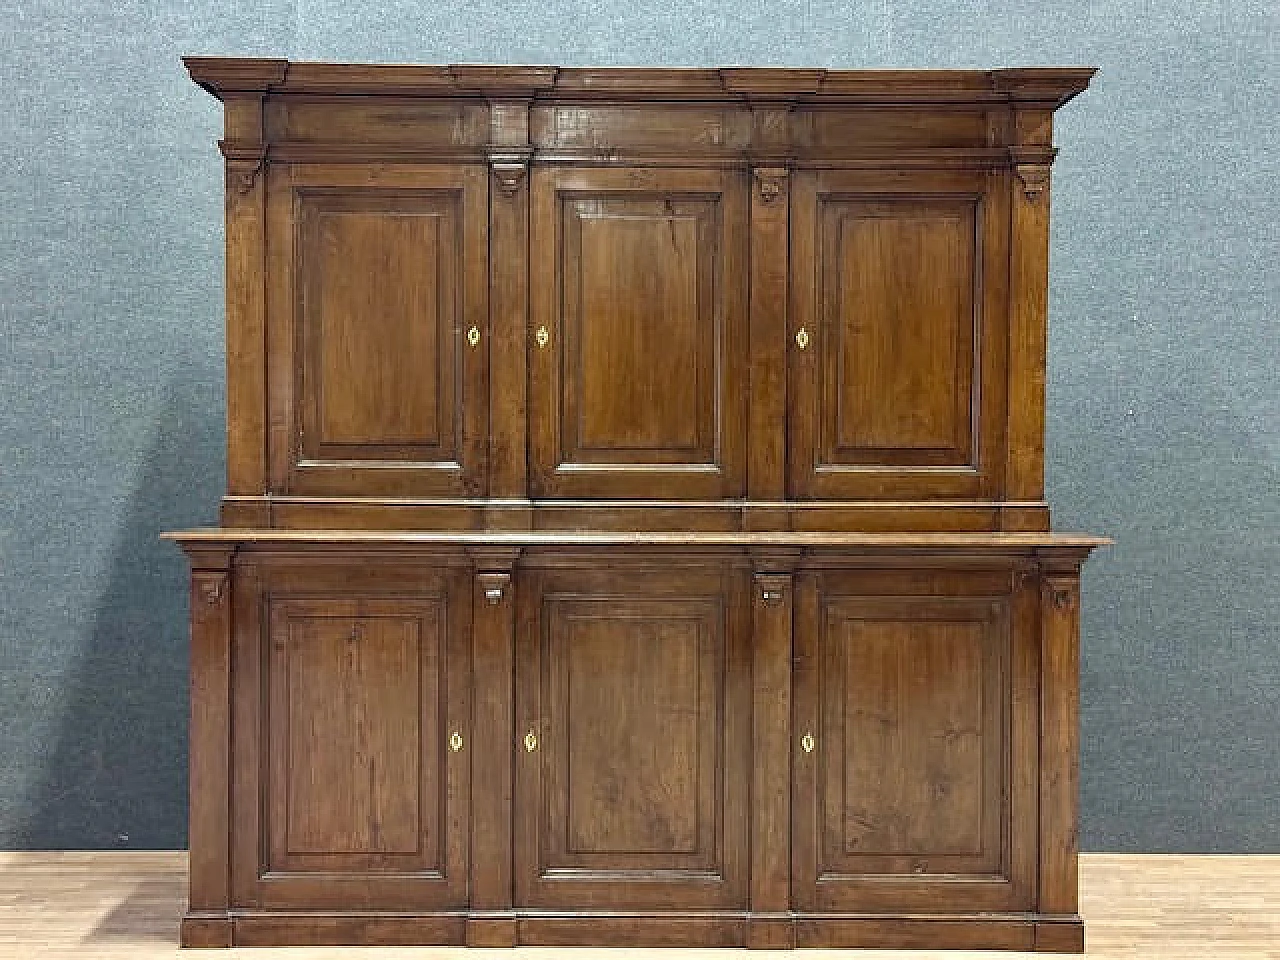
<box><xmin>178</xmin><ymin>914</ymin><xmax>232</xmax><ymax>948</ymax></box>
<box><xmin>180</xmin><ymin>909</ymin><xmax>1082</xmax><ymax>950</ymax></box>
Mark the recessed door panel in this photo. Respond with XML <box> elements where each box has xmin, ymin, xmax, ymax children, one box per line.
<box><xmin>792</xmin><ymin>569</ymin><xmax>1036</xmax><ymax>913</ymax></box>
<box><xmin>267</xmin><ymin>164</ymin><xmax>488</xmax><ymax>497</ymax></box>
<box><xmin>515</xmin><ymin>566</ymin><xmax>750</xmax><ymax>910</ymax></box>
<box><xmin>789</xmin><ymin>171</ymin><xmax>1008</xmax><ymax>500</ymax></box>
<box><xmin>231</xmin><ymin>562</ymin><xmax>470</xmax><ymax>911</ymax></box>
<box><xmin>530</xmin><ymin>168</ymin><xmax>748</xmax><ymax>498</ymax></box>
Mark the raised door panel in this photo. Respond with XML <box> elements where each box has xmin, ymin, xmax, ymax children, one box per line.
<box><xmin>529</xmin><ymin>168</ymin><xmax>749</xmax><ymax>498</ymax></box>
<box><xmin>792</xmin><ymin>569</ymin><xmax>1036</xmax><ymax>913</ymax></box>
<box><xmin>788</xmin><ymin>171</ymin><xmax>1008</xmax><ymax>500</ymax></box>
<box><xmin>267</xmin><ymin>164</ymin><xmax>488</xmax><ymax>497</ymax></box>
<box><xmin>232</xmin><ymin>562</ymin><xmax>470</xmax><ymax>910</ymax></box>
<box><xmin>515</xmin><ymin>566</ymin><xmax>750</xmax><ymax>910</ymax></box>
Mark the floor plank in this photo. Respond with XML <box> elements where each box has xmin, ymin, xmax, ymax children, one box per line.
<box><xmin>0</xmin><ymin>853</ymin><xmax>1277</xmax><ymax>958</ymax></box>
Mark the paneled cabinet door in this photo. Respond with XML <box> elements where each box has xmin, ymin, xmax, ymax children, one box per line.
<box><xmin>514</xmin><ymin>564</ymin><xmax>751</xmax><ymax>910</ymax></box>
<box><xmin>787</xmin><ymin>171</ymin><xmax>1009</xmax><ymax>500</ymax></box>
<box><xmin>230</xmin><ymin>561</ymin><xmax>471</xmax><ymax>911</ymax></box>
<box><xmin>266</xmin><ymin>164</ymin><xmax>489</xmax><ymax>497</ymax></box>
<box><xmin>792</xmin><ymin>567</ymin><xmax>1037</xmax><ymax>913</ymax></box>
<box><xmin>529</xmin><ymin>167</ymin><xmax>750</xmax><ymax>498</ymax></box>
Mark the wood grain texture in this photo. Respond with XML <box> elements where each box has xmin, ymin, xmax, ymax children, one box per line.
<box><xmin>528</xmin><ymin>166</ymin><xmax>748</xmax><ymax>498</ymax></box>
<box><xmin>220</xmin><ymin>96</ymin><xmax>267</xmax><ymax>499</ymax></box>
<box><xmin>185</xmin><ymin>559</ymin><xmax>232</xmax><ymax>917</ymax></box>
<box><xmin>229</xmin><ymin>559</ymin><xmax>471</xmax><ymax>913</ymax></box>
<box><xmin>267</xmin><ymin>164</ymin><xmax>488</xmax><ymax>498</ymax></box>
<box><xmin>466</xmin><ymin>561</ymin><xmax>516</xmax><ymax>936</ymax></box>
<box><xmin>747</xmin><ymin>163</ymin><xmax>790</xmax><ymax>502</ymax></box>
<box><xmin>748</xmin><ymin>568</ymin><xmax>794</xmax><ymax>948</ymax></box>
<box><xmin>793</xmin><ymin>571</ymin><xmax>1035</xmax><ymax>915</ymax></box>
<box><xmin>788</xmin><ymin>169</ymin><xmax>1009</xmax><ymax>501</ymax></box>
<box><xmin>514</xmin><ymin>566</ymin><xmax>750</xmax><ymax>911</ymax></box>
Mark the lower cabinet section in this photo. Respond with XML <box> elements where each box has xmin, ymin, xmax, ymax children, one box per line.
<box><xmin>176</xmin><ymin>535</ymin><xmax>1097</xmax><ymax>951</ymax></box>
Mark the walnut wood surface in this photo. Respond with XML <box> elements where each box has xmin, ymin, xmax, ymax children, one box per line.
<box><xmin>174</xmin><ymin>60</ymin><xmax>1103</xmax><ymax>950</ymax></box>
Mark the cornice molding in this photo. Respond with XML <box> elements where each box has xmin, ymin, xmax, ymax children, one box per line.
<box><xmin>184</xmin><ymin>59</ymin><xmax>1097</xmax><ymax>110</ymax></box>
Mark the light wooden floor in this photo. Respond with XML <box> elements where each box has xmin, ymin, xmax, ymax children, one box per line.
<box><xmin>1</xmin><ymin>853</ymin><xmax>1277</xmax><ymax>958</ymax></box>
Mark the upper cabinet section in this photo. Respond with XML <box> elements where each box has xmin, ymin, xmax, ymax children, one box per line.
<box><xmin>187</xmin><ymin>59</ymin><xmax>1094</xmax><ymax>530</ymax></box>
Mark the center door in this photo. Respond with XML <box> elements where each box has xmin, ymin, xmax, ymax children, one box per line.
<box><xmin>513</xmin><ymin>563</ymin><xmax>750</xmax><ymax>912</ymax></box>
<box><xmin>529</xmin><ymin>168</ymin><xmax>749</xmax><ymax>499</ymax></box>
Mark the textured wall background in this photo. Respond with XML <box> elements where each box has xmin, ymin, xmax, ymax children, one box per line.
<box><xmin>1</xmin><ymin>0</ymin><xmax>1275</xmax><ymax>851</ymax></box>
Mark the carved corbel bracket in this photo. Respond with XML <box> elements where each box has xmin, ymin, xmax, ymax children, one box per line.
<box><xmin>1041</xmin><ymin>573</ymin><xmax>1080</xmax><ymax>612</ymax></box>
<box><xmin>1015</xmin><ymin>163</ymin><xmax>1051</xmax><ymax>201</ymax></box>
<box><xmin>198</xmin><ymin>574</ymin><xmax>227</xmax><ymax>606</ymax></box>
<box><xmin>1050</xmin><ymin>585</ymin><xmax>1079</xmax><ymax>611</ymax></box>
<box><xmin>491</xmin><ymin>161</ymin><xmax>528</xmax><ymax>196</ymax></box>
<box><xmin>477</xmin><ymin>572</ymin><xmax>512</xmax><ymax>605</ymax></box>
<box><xmin>1009</xmin><ymin>146</ymin><xmax>1057</xmax><ymax>202</ymax></box>
<box><xmin>469</xmin><ymin>546</ymin><xmax>521</xmax><ymax>607</ymax></box>
<box><xmin>754</xmin><ymin>166</ymin><xmax>789</xmax><ymax>204</ymax></box>
<box><xmin>221</xmin><ymin>145</ymin><xmax>267</xmax><ymax>195</ymax></box>
<box><xmin>754</xmin><ymin>572</ymin><xmax>792</xmax><ymax>606</ymax></box>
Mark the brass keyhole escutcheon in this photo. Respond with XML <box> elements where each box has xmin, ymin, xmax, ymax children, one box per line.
<box><xmin>449</xmin><ymin>731</ymin><xmax>464</xmax><ymax>753</ymax></box>
<box><xmin>466</xmin><ymin>325</ymin><xmax>481</xmax><ymax>348</ymax></box>
<box><xmin>535</xmin><ymin>325</ymin><xmax>550</xmax><ymax>349</ymax></box>
<box><xmin>795</xmin><ymin>327</ymin><xmax>810</xmax><ymax>350</ymax></box>
<box><xmin>801</xmin><ymin>732</ymin><xmax>815</xmax><ymax>754</ymax></box>
<box><xmin>524</xmin><ymin>729</ymin><xmax>538</xmax><ymax>753</ymax></box>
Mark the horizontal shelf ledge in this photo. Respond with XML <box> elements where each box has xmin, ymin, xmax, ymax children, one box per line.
<box><xmin>163</xmin><ymin>528</ymin><xmax>1111</xmax><ymax>549</ymax></box>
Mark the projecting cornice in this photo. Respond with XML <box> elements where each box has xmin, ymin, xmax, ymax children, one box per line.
<box><xmin>184</xmin><ymin>58</ymin><xmax>1097</xmax><ymax>108</ymax></box>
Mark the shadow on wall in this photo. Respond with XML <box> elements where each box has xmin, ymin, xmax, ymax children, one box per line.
<box><xmin>18</xmin><ymin>379</ymin><xmax>219</xmax><ymax>849</ymax></box>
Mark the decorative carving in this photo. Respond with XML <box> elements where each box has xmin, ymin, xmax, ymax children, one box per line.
<box><xmin>754</xmin><ymin>167</ymin><xmax>788</xmax><ymax>203</ymax></box>
<box><xmin>197</xmin><ymin>574</ymin><xmax>226</xmax><ymax>606</ymax></box>
<box><xmin>754</xmin><ymin>571</ymin><xmax>792</xmax><ymax>606</ymax></box>
<box><xmin>491</xmin><ymin>162</ymin><xmax>527</xmax><ymax>196</ymax></box>
<box><xmin>1015</xmin><ymin>163</ymin><xmax>1051</xmax><ymax>200</ymax></box>
<box><xmin>477</xmin><ymin>571</ymin><xmax>511</xmax><ymax>605</ymax></box>
<box><xmin>1050</xmin><ymin>585</ymin><xmax>1078</xmax><ymax>611</ymax></box>
<box><xmin>227</xmin><ymin>153</ymin><xmax>266</xmax><ymax>195</ymax></box>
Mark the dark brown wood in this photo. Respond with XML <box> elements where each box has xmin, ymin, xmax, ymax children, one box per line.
<box><xmin>266</xmin><ymin>163</ymin><xmax>489</xmax><ymax>498</ymax></box>
<box><xmin>528</xmin><ymin>166</ymin><xmax>749</xmax><ymax>499</ymax></box>
<box><xmin>182</xmin><ymin>550</ymin><xmax>233</xmax><ymax>949</ymax></box>
<box><xmin>792</xmin><ymin>569</ymin><xmax>1036</xmax><ymax>913</ymax></box>
<box><xmin>221</xmin><ymin>96</ymin><xmax>267</xmax><ymax>504</ymax></box>
<box><xmin>788</xmin><ymin>168</ymin><xmax>1009</xmax><ymax>502</ymax></box>
<box><xmin>748</xmin><ymin>564</ymin><xmax>795</xmax><ymax>948</ymax></box>
<box><xmin>228</xmin><ymin>558</ymin><xmax>471</xmax><ymax>913</ymax></box>
<box><xmin>1038</xmin><ymin>552</ymin><xmax>1088</xmax><ymax>920</ymax></box>
<box><xmin>176</xmin><ymin>60</ymin><xmax>1104</xmax><ymax>951</ymax></box>
<box><xmin>466</xmin><ymin>551</ymin><xmax>518</xmax><ymax>947</ymax></box>
<box><xmin>486</xmin><ymin>99</ymin><xmax>532</xmax><ymax>503</ymax></box>
<box><xmin>747</xmin><ymin>160</ymin><xmax>790</xmax><ymax>505</ymax></box>
<box><xmin>514</xmin><ymin>564</ymin><xmax>751</xmax><ymax>910</ymax></box>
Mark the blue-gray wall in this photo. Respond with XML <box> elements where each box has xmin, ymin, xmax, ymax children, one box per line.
<box><xmin>1</xmin><ymin>1</ymin><xmax>1276</xmax><ymax>851</ymax></box>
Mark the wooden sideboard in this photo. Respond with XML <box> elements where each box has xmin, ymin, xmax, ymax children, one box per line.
<box><xmin>170</xmin><ymin>60</ymin><xmax>1106</xmax><ymax>951</ymax></box>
